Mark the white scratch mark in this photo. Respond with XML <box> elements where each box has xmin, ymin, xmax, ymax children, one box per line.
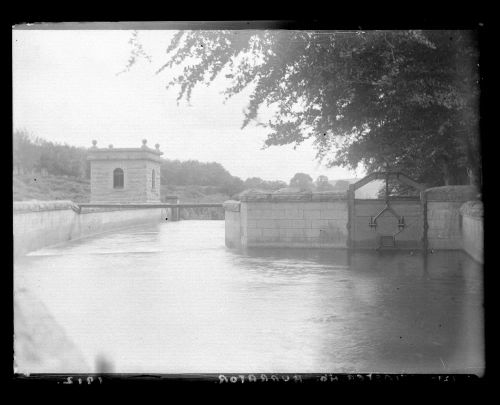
<box><xmin>440</xmin><ymin>358</ymin><xmax>446</xmax><ymax>369</ymax></box>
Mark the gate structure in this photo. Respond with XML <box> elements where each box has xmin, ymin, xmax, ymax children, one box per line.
<box><xmin>347</xmin><ymin>172</ymin><xmax>427</xmax><ymax>249</ymax></box>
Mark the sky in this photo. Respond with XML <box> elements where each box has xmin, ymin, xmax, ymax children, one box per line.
<box><xmin>13</xmin><ymin>28</ymin><xmax>363</xmax><ymax>183</ymax></box>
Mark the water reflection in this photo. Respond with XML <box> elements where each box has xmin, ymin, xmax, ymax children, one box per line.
<box><xmin>14</xmin><ymin>221</ymin><xmax>483</xmax><ymax>374</ymax></box>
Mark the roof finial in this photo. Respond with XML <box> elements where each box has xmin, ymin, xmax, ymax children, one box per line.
<box><xmin>142</xmin><ymin>139</ymin><xmax>147</xmax><ymax>149</ymax></box>
<box><xmin>92</xmin><ymin>140</ymin><xmax>97</xmax><ymax>148</ymax></box>
<box><xmin>155</xmin><ymin>143</ymin><xmax>160</xmax><ymax>150</ymax></box>
<box><xmin>108</xmin><ymin>144</ymin><xmax>113</xmax><ymax>149</ymax></box>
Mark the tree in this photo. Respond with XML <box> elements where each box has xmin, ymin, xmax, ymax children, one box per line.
<box><xmin>243</xmin><ymin>177</ymin><xmax>288</xmax><ymax>191</ymax></box>
<box><xmin>265</xmin><ymin>180</ymin><xmax>288</xmax><ymax>190</ymax></box>
<box><xmin>315</xmin><ymin>175</ymin><xmax>334</xmax><ymax>191</ymax></box>
<box><xmin>13</xmin><ymin>131</ymin><xmax>91</xmax><ymax>179</ymax></box>
<box><xmin>332</xmin><ymin>179</ymin><xmax>350</xmax><ymax>191</ymax></box>
<box><xmin>128</xmin><ymin>30</ymin><xmax>480</xmax><ymax>187</ymax></box>
<box><xmin>290</xmin><ymin>173</ymin><xmax>314</xmax><ymax>191</ymax></box>
<box><xmin>13</xmin><ymin>130</ymin><xmax>41</xmax><ymax>174</ymax></box>
<box><xmin>244</xmin><ymin>177</ymin><xmax>266</xmax><ymax>190</ymax></box>
<box><xmin>160</xmin><ymin>158</ymin><xmax>246</xmax><ymax>195</ymax></box>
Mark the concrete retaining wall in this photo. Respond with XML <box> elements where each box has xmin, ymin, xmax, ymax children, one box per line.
<box><xmin>227</xmin><ymin>192</ymin><xmax>348</xmax><ymax>248</ymax></box>
<box><xmin>13</xmin><ymin>200</ymin><xmax>164</xmax><ymax>257</ymax></box>
<box><xmin>424</xmin><ymin>186</ymin><xmax>479</xmax><ymax>250</ymax></box>
<box><xmin>460</xmin><ymin>200</ymin><xmax>483</xmax><ymax>263</ymax></box>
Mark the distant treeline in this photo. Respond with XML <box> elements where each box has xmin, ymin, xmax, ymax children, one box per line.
<box><xmin>14</xmin><ymin>130</ymin><xmax>90</xmax><ymax>178</ymax></box>
<box><xmin>15</xmin><ymin>131</ymin><xmax>330</xmax><ymax>197</ymax></box>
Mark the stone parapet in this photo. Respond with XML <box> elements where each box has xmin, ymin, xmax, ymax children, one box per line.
<box><xmin>239</xmin><ymin>191</ymin><xmax>347</xmax><ymax>203</ymax></box>
<box><xmin>424</xmin><ymin>185</ymin><xmax>479</xmax><ymax>202</ymax></box>
<box><xmin>87</xmin><ymin>147</ymin><xmax>163</xmax><ymax>163</ymax></box>
<box><xmin>223</xmin><ymin>200</ymin><xmax>241</xmax><ymax>212</ymax></box>
<box><xmin>460</xmin><ymin>200</ymin><xmax>483</xmax><ymax>218</ymax></box>
<box><xmin>13</xmin><ymin>200</ymin><xmax>80</xmax><ymax>213</ymax></box>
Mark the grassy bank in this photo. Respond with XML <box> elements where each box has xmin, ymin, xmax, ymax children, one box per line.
<box><xmin>13</xmin><ymin>174</ymin><xmax>231</xmax><ymax>209</ymax></box>
<box><xmin>13</xmin><ymin>174</ymin><xmax>91</xmax><ymax>203</ymax></box>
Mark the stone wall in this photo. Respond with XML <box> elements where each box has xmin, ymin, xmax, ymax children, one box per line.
<box><xmin>90</xmin><ymin>160</ymin><xmax>146</xmax><ymax>203</ymax></box>
<box><xmin>13</xmin><ymin>200</ymin><xmax>163</xmax><ymax>257</ymax></box>
<box><xmin>460</xmin><ymin>200</ymin><xmax>483</xmax><ymax>263</ymax></box>
<box><xmin>90</xmin><ymin>160</ymin><xmax>161</xmax><ymax>203</ymax></box>
<box><xmin>424</xmin><ymin>186</ymin><xmax>479</xmax><ymax>250</ymax></box>
<box><xmin>225</xmin><ymin>185</ymin><xmax>483</xmax><ymax>253</ymax></box>
<box><xmin>233</xmin><ymin>192</ymin><xmax>348</xmax><ymax>248</ymax></box>
<box><xmin>223</xmin><ymin>201</ymin><xmax>241</xmax><ymax>248</ymax></box>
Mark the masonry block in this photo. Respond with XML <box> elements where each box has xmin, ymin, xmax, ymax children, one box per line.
<box><xmin>247</xmin><ymin>220</ymin><xmax>257</xmax><ymax>228</ymax></box>
<box><xmin>285</xmin><ymin>208</ymin><xmax>302</xmax><ymax>219</ymax></box>
<box><xmin>262</xmin><ymin>228</ymin><xmax>280</xmax><ymax>239</ymax></box>
<box><xmin>261</xmin><ymin>210</ymin><xmax>275</xmax><ymax>219</ymax></box>
<box><xmin>256</xmin><ymin>219</ymin><xmax>277</xmax><ymax>228</ymax></box>
<box><xmin>272</xmin><ymin>210</ymin><xmax>287</xmax><ymax>219</ymax></box>
<box><xmin>247</xmin><ymin>228</ymin><xmax>262</xmax><ymax>240</ymax></box>
<box><xmin>304</xmin><ymin>210</ymin><xmax>321</xmax><ymax>219</ymax></box>
<box><xmin>310</xmin><ymin>219</ymin><xmax>330</xmax><ymax>228</ymax></box>
<box><xmin>305</xmin><ymin>228</ymin><xmax>321</xmax><ymax>238</ymax></box>
<box><xmin>320</xmin><ymin>209</ymin><xmax>342</xmax><ymax>219</ymax></box>
<box><xmin>328</xmin><ymin>219</ymin><xmax>341</xmax><ymax>228</ymax></box>
<box><xmin>279</xmin><ymin>228</ymin><xmax>305</xmax><ymax>239</ymax></box>
<box><xmin>247</xmin><ymin>209</ymin><xmax>262</xmax><ymax>219</ymax></box>
<box><xmin>290</xmin><ymin>219</ymin><xmax>306</xmax><ymax>228</ymax></box>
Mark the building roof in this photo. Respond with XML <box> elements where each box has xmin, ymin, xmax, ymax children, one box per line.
<box><xmin>87</xmin><ymin>140</ymin><xmax>163</xmax><ymax>162</ymax></box>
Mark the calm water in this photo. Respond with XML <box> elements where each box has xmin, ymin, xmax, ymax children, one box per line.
<box><xmin>14</xmin><ymin>221</ymin><xmax>484</xmax><ymax>374</ymax></box>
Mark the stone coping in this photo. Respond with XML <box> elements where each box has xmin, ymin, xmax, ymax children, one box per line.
<box><xmin>424</xmin><ymin>185</ymin><xmax>480</xmax><ymax>202</ymax></box>
<box><xmin>460</xmin><ymin>200</ymin><xmax>483</xmax><ymax>218</ymax></box>
<box><xmin>223</xmin><ymin>200</ymin><xmax>241</xmax><ymax>212</ymax></box>
<box><xmin>14</xmin><ymin>200</ymin><xmax>80</xmax><ymax>213</ymax></box>
<box><xmin>88</xmin><ymin>146</ymin><xmax>163</xmax><ymax>155</ymax></box>
<box><xmin>239</xmin><ymin>191</ymin><xmax>347</xmax><ymax>202</ymax></box>
<box><xmin>13</xmin><ymin>200</ymin><xmax>166</xmax><ymax>214</ymax></box>
<box><xmin>87</xmin><ymin>148</ymin><xmax>163</xmax><ymax>163</ymax></box>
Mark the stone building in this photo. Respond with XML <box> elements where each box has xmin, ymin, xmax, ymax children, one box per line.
<box><xmin>87</xmin><ymin>139</ymin><xmax>163</xmax><ymax>203</ymax></box>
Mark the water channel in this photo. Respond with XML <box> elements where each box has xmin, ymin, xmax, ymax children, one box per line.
<box><xmin>14</xmin><ymin>220</ymin><xmax>484</xmax><ymax>374</ymax></box>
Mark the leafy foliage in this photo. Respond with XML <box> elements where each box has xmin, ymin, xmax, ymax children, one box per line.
<box><xmin>13</xmin><ymin>132</ymin><xmax>292</xmax><ymax>200</ymax></box>
<box><xmin>315</xmin><ymin>175</ymin><xmax>335</xmax><ymax>191</ymax></box>
<box><xmin>289</xmin><ymin>172</ymin><xmax>314</xmax><ymax>191</ymax></box>
<box><xmin>331</xmin><ymin>179</ymin><xmax>351</xmax><ymax>191</ymax></box>
<box><xmin>159</xmin><ymin>159</ymin><xmax>244</xmax><ymax>196</ymax></box>
<box><xmin>13</xmin><ymin>130</ymin><xmax>90</xmax><ymax>178</ymax></box>
<box><xmin>133</xmin><ymin>30</ymin><xmax>480</xmax><ymax>187</ymax></box>
<box><xmin>243</xmin><ymin>177</ymin><xmax>287</xmax><ymax>191</ymax></box>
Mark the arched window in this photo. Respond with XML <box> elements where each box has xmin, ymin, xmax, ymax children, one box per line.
<box><xmin>152</xmin><ymin>169</ymin><xmax>156</xmax><ymax>190</ymax></box>
<box><xmin>113</xmin><ymin>168</ymin><xmax>124</xmax><ymax>189</ymax></box>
